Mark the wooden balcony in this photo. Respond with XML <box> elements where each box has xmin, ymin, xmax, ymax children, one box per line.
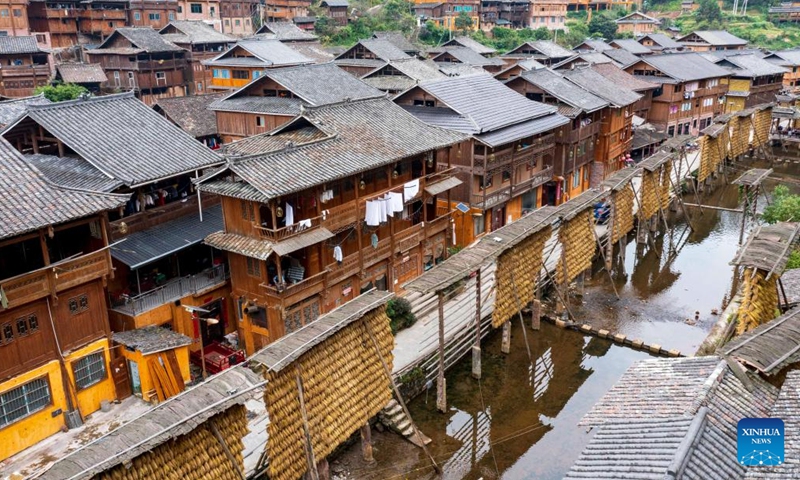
<box><xmin>475</xmin><ymin>133</ymin><xmax>556</xmax><ymax>173</ymax></box>
<box><xmin>80</xmin><ymin>9</ymin><xmax>127</xmax><ymax>20</ymax></box>
<box><xmin>321</xmin><ymin>201</ymin><xmax>358</xmax><ymax>232</ymax></box>
<box><xmin>326</xmin><ymin>253</ymin><xmax>359</xmax><ymax>285</ymax></box>
<box><xmin>364</xmin><ymin>238</ymin><xmax>391</xmax><ymax>267</ymax></box>
<box><xmin>0</xmin><ymin>249</ymin><xmax>111</xmax><ymax>311</ymax></box>
<box><xmin>137</xmin><ymin>59</ymin><xmax>186</xmax><ymax>71</ymax></box>
<box><xmin>511</xmin><ymin>165</ymin><xmax>554</xmax><ymax>195</ymax></box>
<box><xmin>110</xmin><ymin>195</ymin><xmax>219</xmax><ymax>240</ymax></box>
<box><xmin>254</xmin><ymin>214</ymin><xmax>324</xmax><ymax>243</ymax></box>
<box><xmin>565</xmin><ymin>122</ymin><xmax>601</xmax><ymax>144</ymax></box>
<box><xmin>425</xmin><ymin>214</ymin><xmax>451</xmax><ymax>236</ymax></box>
<box><xmin>261</xmin><ymin>269</ymin><xmax>327</xmax><ymax>307</ymax></box>
<box><xmin>472</xmin><ymin>185</ymin><xmax>512</xmax><ymax>210</ymax></box>
<box><xmin>0</xmin><ymin>65</ymin><xmax>51</xmax><ymax>79</ymax></box>
<box><xmin>395</xmin><ymin>224</ymin><xmax>422</xmax><ymax>255</ymax></box>
<box><xmin>43</xmin><ymin>8</ymin><xmax>78</xmax><ymax>18</ymax></box>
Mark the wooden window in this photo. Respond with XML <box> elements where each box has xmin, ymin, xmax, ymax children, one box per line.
<box><xmin>68</xmin><ymin>294</ymin><xmax>89</xmax><ymax>315</ymax></box>
<box><xmin>246</xmin><ymin>257</ymin><xmax>261</xmax><ymax>277</ymax></box>
<box><xmin>12</xmin><ymin>9</ymin><xmax>21</xmax><ymax>16</ymax></box>
<box><xmin>1</xmin><ymin>322</ymin><xmax>12</xmax><ymax>344</ymax></box>
<box><xmin>148</xmin><ymin>13</ymin><xmax>160</xmax><ymax>20</ymax></box>
<box><xmin>72</xmin><ymin>351</ymin><xmax>107</xmax><ymax>390</ymax></box>
<box><xmin>0</xmin><ymin>9</ymin><xmax>8</xmax><ymax>17</ymax></box>
<box><xmin>232</xmin><ymin>70</ymin><xmax>249</xmax><ymax>80</ymax></box>
<box><xmin>28</xmin><ymin>314</ymin><xmax>38</xmax><ymax>332</ymax></box>
<box><xmin>16</xmin><ymin>318</ymin><xmax>27</xmax><ymax>337</ymax></box>
<box><xmin>134</xmin><ymin>11</ymin><xmax>141</xmax><ymax>20</ymax></box>
<box><xmin>0</xmin><ymin>377</ymin><xmax>51</xmax><ymax>428</ymax></box>
<box><xmin>255</xmin><ymin>116</ymin><xmax>265</xmax><ymax>127</ymax></box>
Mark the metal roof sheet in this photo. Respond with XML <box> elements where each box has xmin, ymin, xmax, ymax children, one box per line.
<box><xmin>424</xmin><ymin>176</ymin><xmax>463</xmax><ymax>195</ymax></box>
<box><xmin>111</xmin><ymin>204</ymin><xmax>223</xmax><ymax>269</ymax></box>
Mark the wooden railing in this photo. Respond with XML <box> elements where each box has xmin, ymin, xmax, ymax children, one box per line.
<box><xmin>261</xmin><ymin>269</ymin><xmax>327</xmax><ymax>306</ymax></box>
<box><xmin>254</xmin><ymin>214</ymin><xmax>323</xmax><ymax>243</ymax></box>
<box><xmin>110</xmin><ymin>195</ymin><xmax>219</xmax><ymax>240</ymax></box>
<box><xmin>0</xmin><ymin>250</ymin><xmax>110</xmax><ymax>311</ymax></box>
<box><xmin>321</xmin><ymin>202</ymin><xmax>358</xmax><ymax>232</ymax></box>
<box><xmin>326</xmin><ymin>253</ymin><xmax>360</xmax><ymax>285</ymax></box>
<box><xmin>395</xmin><ymin>224</ymin><xmax>422</xmax><ymax>255</ymax></box>
<box><xmin>364</xmin><ymin>238</ymin><xmax>391</xmax><ymax>267</ymax></box>
<box><xmin>0</xmin><ymin>65</ymin><xmax>51</xmax><ymax>78</ymax></box>
<box><xmin>512</xmin><ymin>166</ymin><xmax>554</xmax><ymax>195</ymax></box>
<box><xmin>426</xmin><ymin>214</ymin><xmax>451</xmax><ymax>237</ymax></box>
<box><xmin>566</xmin><ymin>122</ymin><xmax>601</xmax><ymax>144</ymax></box>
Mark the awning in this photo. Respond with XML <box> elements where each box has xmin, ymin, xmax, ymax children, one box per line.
<box><xmin>272</xmin><ymin>227</ymin><xmax>334</xmax><ymax>256</ymax></box>
<box><xmin>424</xmin><ymin>176</ymin><xmax>463</xmax><ymax>196</ymax></box>
<box><xmin>204</xmin><ymin>231</ymin><xmax>273</xmax><ymax>260</ymax></box>
<box><xmin>111</xmin><ymin>204</ymin><xmax>223</xmax><ymax>269</ymax></box>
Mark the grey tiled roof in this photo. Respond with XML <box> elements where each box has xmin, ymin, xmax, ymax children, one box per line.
<box><xmin>0</xmin><ymin>138</ymin><xmax>125</xmax><ymax>240</ymax></box>
<box><xmin>562</xmin><ymin>67</ymin><xmax>641</xmax><ymax>108</ymax></box>
<box><xmin>254</xmin><ymin>21</ymin><xmax>318</xmax><ymax>41</ymax></box>
<box><xmin>25</xmin><ymin>154</ymin><xmax>123</xmax><ymax>192</ymax></box>
<box><xmin>257</xmin><ymin>62</ymin><xmax>385</xmax><ymax>105</ymax></box>
<box><xmin>615</xmin><ymin>11</ymin><xmax>660</xmax><ymax>23</ymax></box>
<box><xmin>209</xmin><ymin>96</ymin><xmax>303</xmax><ymax>115</ymax></box>
<box><xmin>35</xmin><ymin>365</ymin><xmax>262</xmax><ymax>480</ymax></box>
<box><xmin>205</xmin><ymin>39</ymin><xmax>313</xmax><ymax>67</ymax></box>
<box><xmin>159</xmin><ymin>20</ymin><xmax>235</xmax><ymax>44</ymax></box>
<box><xmin>610</xmin><ymin>38</ymin><xmax>652</xmax><ymax>55</ymax></box>
<box><xmin>204</xmin><ymin>231</ymin><xmax>273</xmax><ymax>259</ymax></box>
<box><xmin>719</xmin><ymin>53</ymin><xmax>788</xmax><ymax>78</ymax></box>
<box><xmin>591</xmin><ymin>63</ymin><xmax>658</xmax><ymax>91</ymax></box>
<box><xmin>601</xmin><ymin>47</ymin><xmax>641</xmax><ymax>68</ymax></box>
<box><xmin>569</xmin><ymin>356</ymin><xmax>781</xmax><ymax>480</ymax></box>
<box><xmin>320</xmin><ymin>0</ymin><xmax>348</xmax><ymax>6</ymax></box>
<box><xmin>444</xmin><ymin>36</ymin><xmax>496</xmax><ymax>55</ymax></box>
<box><xmin>357</xmin><ymin>38</ymin><xmax>412</xmax><ymax>61</ymax></box>
<box><xmin>399</xmin><ymin>105</ymin><xmax>475</xmax><ymax>132</ymax></box>
<box><xmin>362</xmin><ymin>76</ymin><xmax>416</xmax><ymax>92</ymax></box>
<box><xmin>679</xmin><ymin>30</ymin><xmax>748</xmax><ymax>46</ymax></box>
<box><xmin>112</xmin><ymin>326</ymin><xmax>192</xmax><ymax>355</ymax></box>
<box><xmin>334</xmin><ymin>58</ymin><xmax>386</xmax><ymax>68</ymax></box>
<box><xmin>745</xmin><ymin>370</ymin><xmax>800</xmax><ymax>479</ymax></box>
<box><xmin>13</xmin><ymin>92</ymin><xmax>223</xmax><ymax>187</ymax></box>
<box><xmin>56</xmin><ymin>63</ymin><xmax>108</xmax><ymax>83</ymax></box>
<box><xmin>574</xmin><ymin>39</ymin><xmax>612</xmax><ymax>52</ymax></box>
<box><xmin>154</xmin><ymin>93</ymin><xmax>224</xmax><ymax>138</ymax></box>
<box><xmin>111</xmin><ymin>204</ymin><xmax>223</xmax><ymax>268</ymax></box>
<box><xmin>766</xmin><ymin>50</ymin><xmax>800</xmax><ymax>67</ymax></box>
<box><xmin>0</xmin><ymin>35</ymin><xmax>44</xmax><ymax>54</ymax></box>
<box><xmin>518</xmin><ymin>68</ymin><xmax>609</xmax><ymax>114</ymax></box>
<box><xmin>0</xmin><ymin>94</ymin><xmax>49</xmax><ymax>127</ymax></box>
<box><xmin>640</xmin><ymin>33</ymin><xmax>682</xmax><ymax>49</ymax></box>
<box><xmin>437</xmin><ymin>63</ymin><xmax>486</xmax><ymax>77</ymax></box>
<box><xmin>411</xmin><ymin>74</ymin><xmax>557</xmax><ymax>133</ymax></box>
<box><xmin>723</xmin><ymin>307</ymin><xmax>800</xmax><ymax>376</ymax></box>
<box><xmin>222</xmin><ymin>124</ymin><xmax>330</xmax><ymax>156</ymax></box>
<box><xmin>285</xmin><ymin>42</ymin><xmax>335</xmax><ymax>63</ymax></box>
<box><xmin>552</xmin><ymin>52</ymin><xmax>616</xmax><ymax>69</ymax></box>
<box><xmin>433</xmin><ymin>47</ymin><xmax>505</xmax><ymax>67</ymax></box>
<box><xmin>372</xmin><ymin>31</ymin><xmax>421</xmax><ymax>54</ymax></box>
<box><xmin>379</xmin><ymin>58</ymin><xmax>445</xmax><ymax>81</ymax></box>
<box><xmin>198</xmin><ymin>180</ymin><xmax>270</xmax><ymax>202</ymax></box>
<box><xmin>509</xmin><ymin>40</ymin><xmax>573</xmax><ymax>60</ymax></box>
<box><xmin>475</xmin><ymin>113</ymin><xmax>569</xmax><ymax>147</ymax></box>
<box><xmin>98</xmin><ymin>27</ymin><xmax>183</xmax><ymax>53</ymax></box>
<box><xmin>212</xmin><ymin>98</ymin><xmax>466</xmax><ymax>200</ymax></box>
<box><xmin>362</xmin><ymin>59</ymin><xmax>444</xmax><ymax>91</ymax></box>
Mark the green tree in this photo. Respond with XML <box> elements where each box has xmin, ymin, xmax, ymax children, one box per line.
<box><xmin>454</xmin><ymin>11</ymin><xmax>473</xmax><ymax>35</ymax></box>
<box><xmin>762</xmin><ymin>185</ymin><xmax>800</xmax><ymax>224</ymax></box>
<box><xmin>532</xmin><ymin>26</ymin><xmax>551</xmax><ymax>40</ymax></box>
<box><xmin>587</xmin><ymin>14</ymin><xmax>618</xmax><ymax>39</ymax></box>
<box><xmin>35</xmin><ymin>83</ymin><xmax>89</xmax><ymax>102</ymax></box>
<box><xmin>696</xmin><ymin>0</ymin><xmax>723</xmax><ymax>25</ymax></box>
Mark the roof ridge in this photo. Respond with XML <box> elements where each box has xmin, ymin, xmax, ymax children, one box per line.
<box><xmin>26</xmin><ymin>91</ymin><xmax>136</xmax><ymax>110</ymax></box>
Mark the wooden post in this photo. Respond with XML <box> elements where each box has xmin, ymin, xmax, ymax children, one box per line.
<box><xmin>209</xmin><ymin>421</ymin><xmax>246</xmax><ymax>480</ymax></box>
<box><xmin>605</xmin><ymin>196</ymin><xmax>615</xmax><ymax>271</ymax></box>
<box><xmin>316</xmin><ymin>459</ymin><xmax>330</xmax><ymax>480</ymax></box>
<box><xmin>739</xmin><ymin>185</ymin><xmax>749</xmax><ymax>245</ymax></box>
<box><xmin>472</xmin><ymin>268</ymin><xmax>481</xmax><ymax>380</ymax></box>
<box><xmin>360</xmin><ymin>423</ymin><xmax>374</xmax><ymax>464</ymax></box>
<box><xmin>294</xmin><ymin>367</ymin><xmax>319</xmax><ymax>480</ymax></box>
<box><xmin>501</xmin><ymin>320</ymin><xmax>511</xmax><ymax>354</ymax></box>
<box><xmin>436</xmin><ymin>291</ymin><xmax>446</xmax><ymax>413</ymax></box>
<box><xmin>531</xmin><ymin>299</ymin><xmax>541</xmax><ymax>331</ymax></box>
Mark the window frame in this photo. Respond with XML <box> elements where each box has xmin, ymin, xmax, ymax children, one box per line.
<box><xmin>72</xmin><ymin>351</ymin><xmax>107</xmax><ymax>391</ymax></box>
<box><xmin>0</xmin><ymin>377</ymin><xmax>52</xmax><ymax>428</ymax></box>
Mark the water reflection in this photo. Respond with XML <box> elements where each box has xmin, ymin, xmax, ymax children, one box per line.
<box><xmin>404</xmin><ymin>321</ymin><xmax>652</xmax><ymax>480</ymax></box>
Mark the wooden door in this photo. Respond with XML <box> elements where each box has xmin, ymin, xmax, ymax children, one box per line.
<box><xmin>111</xmin><ymin>356</ymin><xmax>132</xmax><ymax>400</ymax></box>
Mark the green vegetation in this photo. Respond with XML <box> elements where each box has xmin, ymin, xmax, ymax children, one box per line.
<box><xmin>787</xmin><ymin>251</ymin><xmax>800</xmax><ymax>271</ymax></box>
<box><xmin>455</xmin><ymin>11</ymin><xmax>474</xmax><ymax>35</ymax></box>
<box><xmin>696</xmin><ymin>0</ymin><xmax>723</xmax><ymax>24</ymax></box>
<box><xmin>588</xmin><ymin>13</ymin><xmax>619</xmax><ymax>39</ymax></box>
<box><xmin>386</xmin><ymin>297</ymin><xmax>417</xmax><ymax>334</ymax></box>
<box><xmin>35</xmin><ymin>83</ymin><xmax>89</xmax><ymax>102</ymax></box>
<box><xmin>762</xmin><ymin>185</ymin><xmax>800</xmax><ymax>224</ymax></box>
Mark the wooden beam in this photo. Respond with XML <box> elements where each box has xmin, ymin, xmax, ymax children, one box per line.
<box><xmin>295</xmin><ymin>366</ymin><xmax>319</xmax><ymax>480</ymax></box>
<box><xmin>209</xmin><ymin>421</ymin><xmax>246</xmax><ymax>480</ymax></box>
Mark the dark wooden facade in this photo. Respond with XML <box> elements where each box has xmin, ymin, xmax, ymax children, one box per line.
<box><xmin>128</xmin><ymin>0</ymin><xmax>178</xmax><ymax>28</ymax></box>
<box><xmin>28</xmin><ymin>1</ymin><xmax>80</xmax><ymax>48</ymax></box>
<box><xmin>0</xmin><ymin>51</ymin><xmax>50</xmax><ymax>98</ymax></box>
<box><xmin>0</xmin><ymin>0</ymin><xmax>30</xmax><ymax>37</ymax></box>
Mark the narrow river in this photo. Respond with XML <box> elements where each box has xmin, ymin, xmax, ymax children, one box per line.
<box><xmin>334</xmin><ymin>165</ymin><xmax>799</xmax><ymax>479</ymax></box>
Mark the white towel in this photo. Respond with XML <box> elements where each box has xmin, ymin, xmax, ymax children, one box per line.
<box><xmin>333</xmin><ymin>245</ymin><xmax>343</xmax><ymax>263</ymax></box>
<box><xmin>285</xmin><ymin>203</ymin><xmax>294</xmax><ymax>226</ymax></box>
<box><xmin>365</xmin><ymin>200</ymin><xmax>380</xmax><ymax>226</ymax></box>
<box><xmin>383</xmin><ymin>195</ymin><xmax>393</xmax><ymax>218</ymax></box>
<box><xmin>404</xmin><ymin>179</ymin><xmax>420</xmax><ymax>201</ymax></box>
<box><xmin>379</xmin><ymin>198</ymin><xmax>388</xmax><ymax>223</ymax></box>
<box><xmin>298</xmin><ymin>219</ymin><xmax>312</xmax><ymax>229</ymax></box>
<box><xmin>388</xmin><ymin>192</ymin><xmax>404</xmax><ymax>213</ymax></box>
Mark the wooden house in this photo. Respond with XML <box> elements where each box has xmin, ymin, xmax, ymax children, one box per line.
<box><xmin>429</xmin><ymin>46</ymin><xmax>506</xmax><ymax>74</ymax></box>
<box><xmin>505</xmin><ymin>68</ymin><xmax>608</xmax><ymax>203</ymax></box>
<box><xmin>203</xmin><ymin>38</ymin><xmax>313</xmax><ymax>91</ymax></box>
<box><xmin>625</xmin><ymin>52</ymin><xmax>731</xmax><ymax>136</ymax></box>
<box><xmin>361</xmin><ymin>58</ymin><xmax>445</xmax><ymax>96</ymax></box>
<box><xmin>676</xmin><ymin>30</ymin><xmax>748</xmax><ymax>52</ymax></box>
<box><xmin>198</xmin><ymin>97</ymin><xmax>469</xmax><ymax>354</ymax></box>
<box><xmin>394</xmin><ymin>74</ymin><xmax>569</xmax><ymax>244</ymax></box>
<box><xmin>292</xmin><ymin>15</ymin><xmax>315</xmax><ymax>30</ymax></box>
<box><xmin>176</xmin><ymin>0</ymin><xmax>220</xmax><ymax>31</ymax></box>
<box><xmin>254</xmin><ymin>21</ymin><xmax>319</xmax><ymax>42</ymax></box>
<box><xmin>128</xmin><ymin>0</ymin><xmax>179</xmax><ymax>29</ymax></box>
<box><xmin>591</xmin><ymin>62</ymin><xmax>657</xmax><ymax>120</ymax></box>
<box><xmin>479</xmin><ymin>0</ymin><xmax>528</xmax><ymax>29</ymax></box>
<box><xmin>614</xmin><ymin>11</ymin><xmax>659</xmax><ymax>35</ymax></box>
<box><xmin>637</xmin><ymin>33</ymin><xmax>683</xmax><ymax>52</ymax></box>
<box><xmin>54</xmin><ymin>63</ymin><xmax>108</xmax><ymax>93</ymax></box>
<box><xmin>503</xmin><ymin>40</ymin><xmax>573</xmax><ymax>67</ymax></box>
<box><xmin>609</xmin><ymin>38</ymin><xmax>653</xmax><ymax>56</ymax></box>
<box><xmin>0</xmin><ymin>93</ymin><xmax>233</xmax><ymax>353</ymax></box>
<box><xmin>412</xmin><ymin>0</ymin><xmax>479</xmax><ymax>31</ymax></box>
<box><xmin>209</xmin><ymin>62</ymin><xmax>384</xmax><ymax>142</ymax></box>
<box><xmin>0</xmin><ymin>0</ymin><xmax>30</xmax><ymax>37</ymax></box>
<box><xmin>77</xmin><ymin>0</ymin><xmax>128</xmax><ymax>40</ymax></box>
<box><xmin>263</xmin><ymin>0</ymin><xmax>309</xmax><ymax>23</ymax></box>
<box><xmin>527</xmin><ymin>0</ymin><xmax>567</xmax><ymax>30</ymax></box>
<box><xmin>560</xmin><ymin>67</ymin><xmax>640</xmax><ymax>184</ymax></box>
<box><xmin>769</xmin><ymin>2</ymin><xmax>800</xmax><ymax>22</ymax></box>
<box><xmin>0</xmin><ymin>36</ymin><xmax>51</xmax><ymax>98</ymax></box>
<box><xmin>493</xmin><ymin>58</ymin><xmax>545</xmax><ymax>81</ymax></box>
<box><xmin>0</xmin><ymin>137</ymin><xmax>125</xmax><ymax>461</ymax></box>
<box><xmin>765</xmin><ymin>50</ymin><xmax>800</xmax><ymax>95</ymax></box>
<box><xmin>87</xmin><ymin>27</ymin><xmax>187</xmax><ymax>105</ymax></box>
<box><xmin>159</xmin><ymin>20</ymin><xmax>235</xmax><ymax>95</ymax></box>
<box><xmin>334</xmin><ymin>38</ymin><xmax>411</xmax><ymax>76</ymax></box>
<box><xmin>440</xmin><ymin>35</ymin><xmax>496</xmax><ymax>57</ymax></box>
<box><xmin>154</xmin><ymin>92</ymin><xmax>224</xmax><ymax>147</ymax></box>
<box><xmin>27</xmin><ymin>0</ymin><xmax>80</xmax><ymax>48</ymax></box>
<box><xmin>320</xmin><ymin>0</ymin><xmax>347</xmax><ymax>25</ymax></box>
<box><xmin>712</xmin><ymin>53</ymin><xmax>787</xmax><ymax>112</ymax></box>
<box><xmin>219</xmin><ymin>0</ymin><xmax>258</xmax><ymax>35</ymax></box>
